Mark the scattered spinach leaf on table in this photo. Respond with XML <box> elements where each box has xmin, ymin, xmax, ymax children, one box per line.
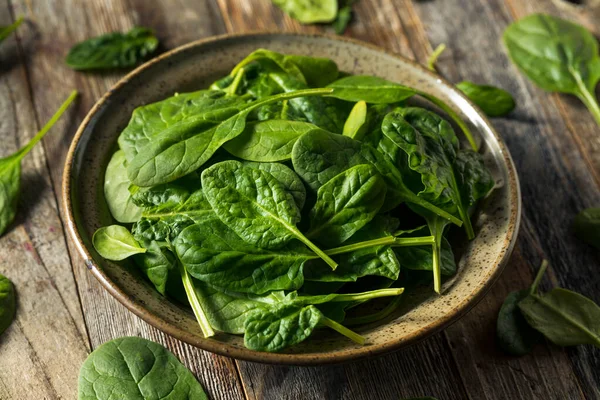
<box><xmin>456</xmin><ymin>81</ymin><xmax>515</xmax><ymax>117</ymax></box>
<box><xmin>573</xmin><ymin>207</ymin><xmax>600</xmax><ymax>250</ymax></box>
<box><xmin>0</xmin><ymin>272</ymin><xmax>15</xmax><ymax>336</ymax></box>
<box><xmin>66</xmin><ymin>27</ymin><xmax>158</xmax><ymax>71</ymax></box>
<box><xmin>77</xmin><ymin>337</ymin><xmax>208</xmax><ymax>400</ymax></box>
<box><xmin>0</xmin><ymin>16</ymin><xmax>23</xmax><ymax>44</ymax></box>
<box><xmin>0</xmin><ymin>91</ymin><xmax>77</xmax><ymax>237</ymax></box>
<box><xmin>504</xmin><ymin>14</ymin><xmax>600</xmax><ymax>127</ymax></box>
<box><xmin>271</xmin><ymin>0</ymin><xmax>338</xmax><ymax>24</ymax></box>
<box><xmin>497</xmin><ymin>289</ymin><xmax>542</xmax><ymax>356</ymax></box>
<box><xmin>332</xmin><ymin>0</ymin><xmax>355</xmax><ymax>35</ymax></box>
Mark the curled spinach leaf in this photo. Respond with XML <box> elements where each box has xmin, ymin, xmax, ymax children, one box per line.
<box><xmin>0</xmin><ymin>272</ymin><xmax>15</xmax><ymax>336</ymax></box>
<box><xmin>66</xmin><ymin>27</ymin><xmax>158</xmax><ymax>71</ymax></box>
<box><xmin>77</xmin><ymin>337</ymin><xmax>208</xmax><ymax>400</ymax></box>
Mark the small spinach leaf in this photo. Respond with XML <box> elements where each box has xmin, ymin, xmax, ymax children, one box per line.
<box><xmin>103</xmin><ymin>150</ymin><xmax>141</xmax><ymax>223</ymax></box>
<box><xmin>0</xmin><ymin>272</ymin><xmax>15</xmax><ymax>336</ymax></box>
<box><xmin>0</xmin><ymin>91</ymin><xmax>77</xmax><ymax>236</ymax></box>
<box><xmin>573</xmin><ymin>207</ymin><xmax>600</xmax><ymax>250</ymax></box>
<box><xmin>307</xmin><ymin>164</ymin><xmax>386</xmax><ymax>247</ymax></box>
<box><xmin>496</xmin><ymin>289</ymin><xmax>542</xmax><ymax>356</ymax></box>
<box><xmin>201</xmin><ymin>160</ymin><xmax>338</xmax><ymax>269</ymax></box>
<box><xmin>343</xmin><ymin>101</ymin><xmax>368</xmax><ymax>140</ymax></box>
<box><xmin>77</xmin><ymin>337</ymin><xmax>208</xmax><ymax>400</ymax></box>
<box><xmin>456</xmin><ymin>81</ymin><xmax>515</xmax><ymax>117</ymax></box>
<box><xmin>332</xmin><ymin>2</ymin><xmax>354</xmax><ymax>35</ymax></box>
<box><xmin>0</xmin><ymin>16</ymin><xmax>23</xmax><ymax>44</ymax></box>
<box><xmin>271</xmin><ymin>0</ymin><xmax>338</xmax><ymax>24</ymax></box>
<box><xmin>504</xmin><ymin>14</ymin><xmax>600</xmax><ymax>126</ymax></box>
<box><xmin>92</xmin><ymin>225</ymin><xmax>146</xmax><ymax>261</ymax></box>
<box><xmin>66</xmin><ymin>27</ymin><xmax>158</xmax><ymax>71</ymax></box>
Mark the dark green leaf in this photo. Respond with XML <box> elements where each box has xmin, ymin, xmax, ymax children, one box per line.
<box><xmin>133</xmin><ymin>241</ymin><xmax>181</xmax><ymax>297</ymax></box>
<box><xmin>77</xmin><ymin>337</ymin><xmax>208</xmax><ymax>400</ymax></box>
<box><xmin>573</xmin><ymin>207</ymin><xmax>600</xmax><ymax>250</ymax></box>
<box><xmin>333</xmin><ymin>5</ymin><xmax>353</xmax><ymax>35</ymax></box>
<box><xmin>307</xmin><ymin>164</ymin><xmax>386</xmax><ymax>247</ymax></box>
<box><xmin>0</xmin><ymin>272</ymin><xmax>15</xmax><ymax>336</ymax></box>
<box><xmin>243</xmin><ymin>161</ymin><xmax>306</xmax><ymax>210</ymax></box>
<box><xmin>504</xmin><ymin>14</ymin><xmax>600</xmax><ymax>126</ymax></box>
<box><xmin>496</xmin><ymin>289</ymin><xmax>542</xmax><ymax>356</ymax></box>
<box><xmin>456</xmin><ymin>81</ymin><xmax>515</xmax><ymax>117</ymax></box>
<box><xmin>66</xmin><ymin>27</ymin><xmax>158</xmax><ymax>70</ymax></box>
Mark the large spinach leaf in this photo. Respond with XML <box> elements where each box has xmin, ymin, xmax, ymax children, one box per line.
<box><xmin>307</xmin><ymin>164</ymin><xmax>386</xmax><ymax>247</ymax></box>
<box><xmin>291</xmin><ymin>129</ymin><xmax>462</xmax><ymax>225</ymax></box>
<box><xmin>128</xmin><ymin>88</ymin><xmax>333</xmax><ymax>187</ymax></box>
<box><xmin>66</xmin><ymin>27</ymin><xmax>158</xmax><ymax>71</ymax></box>
<box><xmin>118</xmin><ymin>90</ymin><xmax>252</xmax><ymax>161</ymax></box>
<box><xmin>243</xmin><ymin>161</ymin><xmax>306</xmax><ymax>210</ymax></box>
<box><xmin>573</xmin><ymin>208</ymin><xmax>600</xmax><ymax>250</ymax></box>
<box><xmin>0</xmin><ymin>91</ymin><xmax>77</xmax><ymax>236</ymax></box>
<box><xmin>104</xmin><ymin>150</ymin><xmax>141</xmax><ymax>223</ymax></box>
<box><xmin>271</xmin><ymin>0</ymin><xmax>338</xmax><ymax>24</ymax></box>
<box><xmin>77</xmin><ymin>337</ymin><xmax>208</xmax><ymax>400</ymax></box>
<box><xmin>201</xmin><ymin>160</ymin><xmax>338</xmax><ymax>269</ymax></box>
<box><xmin>504</xmin><ymin>14</ymin><xmax>600</xmax><ymax>126</ymax></box>
<box><xmin>0</xmin><ymin>272</ymin><xmax>15</xmax><ymax>336</ymax></box>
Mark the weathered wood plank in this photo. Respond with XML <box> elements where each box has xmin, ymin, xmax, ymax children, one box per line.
<box><xmin>410</xmin><ymin>0</ymin><xmax>600</xmax><ymax>398</ymax></box>
<box><xmin>5</xmin><ymin>1</ymin><xmax>246</xmax><ymax>399</ymax></box>
<box><xmin>0</xmin><ymin>7</ymin><xmax>89</xmax><ymax>399</ymax></box>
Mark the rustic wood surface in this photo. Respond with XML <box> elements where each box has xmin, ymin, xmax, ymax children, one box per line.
<box><xmin>0</xmin><ymin>0</ymin><xmax>598</xmax><ymax>399</ymax></box>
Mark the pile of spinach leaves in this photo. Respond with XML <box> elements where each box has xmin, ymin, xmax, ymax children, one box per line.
<box><xmin>92</xmin><ymin>49</ymin><xmax>494</xmax><ymax>352</ymax></box>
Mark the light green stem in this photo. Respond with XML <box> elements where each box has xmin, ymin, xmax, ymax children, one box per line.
<box><xmin>324</xmin><ymin>235</ymin><xmax>434</xmax><ymax>256</ymax></box>
<box><xmin>226</xmin><ymin>67</ymin><xmax>245</xmax><ymax>96</ymax></box>
<box><xmin>331</xmin><ymin>288</ymin><xmax>404</xmax><ymax>303</ymax></box>
<box><xmin>427</xmin><ymin>43</ymin><xmax>446</xmax><ymax>72</ymax></box>
<box><xmin>179</xmin><ymin>262</ymin><xmax>215</xmax><ymax>338</ymax></box>
<box><xmin>575</xmin><ymin>79</ymin><xmax>600</xmax><ymax>128</ymax></box>
<box><xmin>0</xmin><ymin>16</ymin><xmax>23</xmax><ymax>42</ymax></box>
<box><xmin>320</xmin><ymin>317</ymin><xmax>365</xmax><ymax>345</ymax></box>
<box><xmin>295</xmin><ymin>229</ymin><xmax>338</xmax><ymax>270</ymax></box>
<box><xmin>14</xmin><ymin>90</ymin><xmax>78</xmax><ymax>161</ymax></box>
<box><xmin>529</xmin><ymin>259</ymin><xmax>549</xmax><ymax>295</ymax></box>
<box><xmin>402</xmin><ymin>189</ymin><xmax>463</xmax><ymax>227</ymax></box>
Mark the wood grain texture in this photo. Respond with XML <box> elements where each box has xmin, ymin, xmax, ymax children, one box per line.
<box><xmin>4</xmin><ymin>1</ymin><xmax>245</xmax><ymax>399</ymax></box>
<box><xmin>411</xmin><ymin>0</ymin><xmax>600</xmax><ymax>398</ymax></box>
<box><xmin>0</xmin><ymin>5</ymin><xmax>89</xmax><ymax>399</ymax></box>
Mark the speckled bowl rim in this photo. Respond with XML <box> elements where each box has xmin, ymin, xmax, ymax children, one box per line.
<box><xmin>62</xmin><ymin>31</ymin><xmax>521</xmax><ymax>365</ymax></box>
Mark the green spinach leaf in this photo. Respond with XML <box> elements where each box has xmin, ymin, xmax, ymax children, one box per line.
<box><xmin>307</xmin><ymin>164</ymin><xmax>386</xmax><ymax>247</ymax></box>
<box><xmin>332</xmin><ymin>1</ymin><xmax>354</xmax><ymax>35</ymax></box>
<box><xmin>504</xmin><ymin>14</ymin><xmax>600</xmax><ymax>126</ymax></box>
<box><xmin>456</xmin><ymin>81</ymin><xmax>515</xmax><ymax>117</ymax></box>
<box><xmin>77</xmin><ymin>337</ymin><xmax>208</xmax><ymax>400</ymax></box>
<box><xmin>327</xmin><ymin>75</ymin><xmax>416</xmax><ymax>104</ymax></box>
<box><xmin>0</xmin><ymin>272</ymin><xmax>15</xmax><ymax>336</ymax></box>
<box><xmin>92</xmin><ymin>225</ymin><xmax>146</xmax><ymax>261</ymax></box>
<box><xmin>573</xmin><ymin>207</ymin><xmax>600</xmax><ymax>250</ymax></box>
<box><xmin>104</xmin><ymin>150</ymin><xmax>141</xmax><ymax>223</ymax></box>
<box><xmin>243</xmin><ymin>161</ymin><xmax>306</xmax><ymax>210</ymax></box>
<box><xmin>343</xmin><ymin>101</ymin><xmax>368</xmax><ymax>140</ymax></box>
<box><xmin>133</xmin><ymin>241</ymin><xmax>181</xmax><ymax>298</ymax></box>
<box><xmin>0</xmin><ymin>16</ymin><xmax>23</xmax><ymax>44</ymax></box>
<box><xmin>271</xmin><ymin>0</ymin><xmax>338</xmax><ymax>24</ymax></box>
<box><xmin>201</xmin><ymin>160</ymin><xmax>338</xmax><ymax>269</ymax></box>
<box><xmin>66</xmin><ymin>27</ymin><xmax>158</xmax><ymax>71</ymax></box>
<box><xmin>0</xmin><ymin>91</ymin><xmax>77</xmax><ymax>236</ymax></box>
<box><xmin>496</xmin><ymin>289</ymin><xmax>542</xmax><ymax>356</ymax></box>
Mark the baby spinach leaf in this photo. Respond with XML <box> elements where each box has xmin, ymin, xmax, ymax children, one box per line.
<box><xmin>292</xmin><ymin>128</ymin><xmax>462</xmax><ymax>225</ymax></box>
<box><xmin>519</xmin><ymin>262</ymin><xmax>600</xmax><ymax>348</ymax></box>
<box><xmin>307</xmin><ymin>164</ymin><xmax>386</xmax><ymax>247</ymax></box>
<box><xmin>427</xmin><ymin>43</ymin><xmax>446</xmax><ymax>72</ymax></box>
<box><xmin>0</xmin><ymin>272</ymin><xmax>15</xmax><ymax>336</ymax></box>
<box><xmin>0</xmin><ymin>16</ymin><xmax>23</xmax><ymax>44</ymax></box>
<box><xmin>223</xmin><ymin>119</ymin><xmax>326</xmax><ymax>162</ymax></box>
<box><xmin>456</xmin><ymin>81</ymin><xmax>515</xmax><ymax>117</ymax></box>
<box><xmin>92</xmin><ymin>225</ymin><xmax>146</xmax><ymax>261</ymax></box>
<box><xmin>66</xmin><ymin>27</ymin><xmax>158</xmax><ymax>71</ymax></box>
<box><xmin>0</xmin><ymin>91</ymin><xmax>77</xmax><ymax>237</ymax></box>
<box><xmin>118</xmin><ymin>90</ymin><xmax>252</xmax><ymax>161</ymax></box>
<box><xmin>343</xmin><ymin>101</ymin><xmax>368</xmax><ymax>140</ymax></box>
<box><xmin>133</xmin><ymin>241</ymin><xmax>181</xmax><ymax>297</ymax></box>
<box><xmin>573</xmin><ymin>207</ymin><xmax>600</xmax><ymax>250</ymax></box>
<box><xmin>77</xmin><ymin>337</ymin><xmax>208</xmax><ymax>400</ymax></box>
<box><xmin>201</xmin><ymin>160</ymin><xmax>338</xmax><ymax>269</ymax></box>
<box><xmin>175</xmin><ymin>218</ymin><xmax>314</xmax><ymax>294</ymax></box>
<box><xmin>504</xmin><ymin>14</ymin><xmax>600</xmax><ymax>126</ymax></box>
<box><xmin>103</xmin><ymin>150</ymin><xmax>141</xmax><ymax>223</ymax></box>
<box><xmin>496</xmin><ymin>289</ymin><xmax>542</xmax><ymax>356</ymax></box>
<box><xmin>327</xmin><ymin>75</ymin><xmax>417</xmax><ymax>104</ymax></box>
<box><xmin>271</xmin><ymin>0</ymin><xmax>338</xmax><ymax>24</ymax></box>
<box><xmin>128</xmin><ymin>88</ymin><xmax>333</xmax><ymax>187</ymax></box>
<box><xmin>243</xmin><ymin>161</ymin><xmax>306</xmax><ymax>210</ymax></box>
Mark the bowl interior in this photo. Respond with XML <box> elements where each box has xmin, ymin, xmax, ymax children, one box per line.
<box><xmin>65</xmin><ymin>33</ymin><xmax>520</xmax><ymax>364</ymax></box>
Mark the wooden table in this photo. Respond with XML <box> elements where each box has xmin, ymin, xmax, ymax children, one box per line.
<box><xmin>0</xmin><ymin>0</ymin><xmax>599</xmax><ymax>398</ymax></box>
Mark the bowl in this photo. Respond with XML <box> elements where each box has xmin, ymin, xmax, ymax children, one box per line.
<box><xmin>62</xmin><ymin>32</ymin><xmax>521</xmax><ymax>365</ymax></box>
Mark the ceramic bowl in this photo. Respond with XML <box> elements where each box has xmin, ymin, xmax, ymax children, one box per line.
<box><xmin>62</xmin><ymin>32</ymin><xmax>520</xmax><ymax>365</ymax></box>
